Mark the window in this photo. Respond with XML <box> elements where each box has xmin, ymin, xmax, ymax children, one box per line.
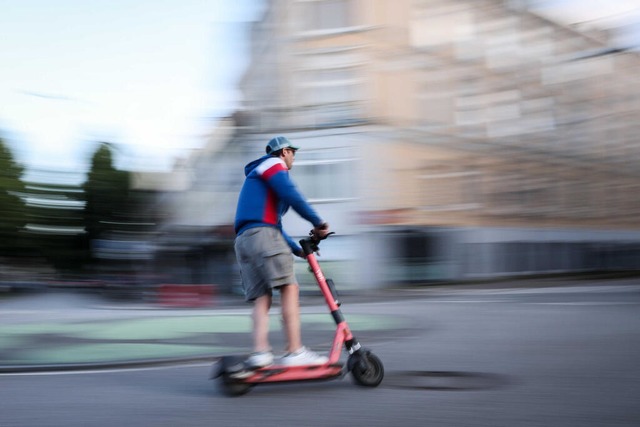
<box><xmin>300</xmin><ymin>67</ymin><xmax>362</xmax><ymax>105</ymax></box>
<box><xmin>292</xmin><ymin>148</ymin><xmax>356</xmax><ymax>202</ymax></box>
<box><xmin>297</xmin><ymin>66</ymin><xmax>365</xmax><ymax>126</ymax></box>
<box><xmin>300</xmin><ymin>0</ymin><xmax>355</xmax><ymax>32</ymax></box>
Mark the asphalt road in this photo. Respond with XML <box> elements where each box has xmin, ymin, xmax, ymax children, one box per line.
<box><xmin>2</xmin><ymin>280</ymin><xmax>640</xmax><ymax>427</ymax></box>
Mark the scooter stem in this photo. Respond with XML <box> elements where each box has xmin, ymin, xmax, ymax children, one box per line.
<box><xmin>305</xmin><ymin>252</ymin><xmax>340</xmax><ymax>312</ymax></box>
<box><xmin>305</xmin><ymin>250</ymin><xmax>359</xmax><ymax>356</ymax></box>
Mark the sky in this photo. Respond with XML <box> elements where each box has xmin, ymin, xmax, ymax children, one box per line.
<box><xmin>529</xmin><ymin>0</ymin><xmax>640</xmax><ymax>47</ymax></box>
<box><xmin>0</xmin><ymin>0</ymin><xmax>263</xmax><ymax>180</ymax></box>
<box><xmin>0</xmin><ymin>0</ymin><xmax>639</xmax><ymax>184</ymax></box>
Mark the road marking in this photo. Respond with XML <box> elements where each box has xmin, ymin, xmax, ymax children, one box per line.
<box><xmin>400</xmin><ymin>284</ymin><xmax>640</xmax><ymax>297</ymax></box>
<box><xmin>524</xmin><ymin>301</ymin><xmax>639</xmax><ymax>306</ymax></box>
<box><xmin>423</xmin><ymin>300</ymin><xmax>509</xmax><ymax>304</ymax></box>
<box><xmin>0</xmin><ymin>362</ymin><xmax>213</xmax><ymax>377</ymax></box>
<box><xmin>468</xmin><ymin>285</ymin><xmax>640</xmax><ymax>295</ymax></box>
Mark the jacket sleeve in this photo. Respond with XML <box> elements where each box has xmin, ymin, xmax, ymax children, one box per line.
<box><xmin>265</xmin><ymin>168</ymin><xmax>324</xmax><ymax>227</ymax></box>
<box><xmin>281</xmin><ymin>228</ymin><xmax>302</xmax><ymax>254</ymax></box>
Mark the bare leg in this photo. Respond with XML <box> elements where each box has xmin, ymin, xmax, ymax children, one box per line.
<box><xmin>280</xmin><ymin>284</ymin><xmax>302</xmax><ymax>353</ymax></box>
<box><xmin>252</xmin><ymin>294</ymin><xmax>272</xmax><ymax>352</ymax></box>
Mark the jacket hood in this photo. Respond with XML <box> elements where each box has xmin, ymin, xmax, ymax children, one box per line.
<box><xmin>244</xmin><ymin>155</ymin><xmax>272</xmax><ymax>176</ymax></box>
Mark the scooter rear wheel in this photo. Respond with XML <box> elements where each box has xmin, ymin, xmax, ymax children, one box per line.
<box><xmin>349</xmin><ymin>350</ymin><xmax>384</xmax><ymax>387</ymax></box>
<box><xmin>220</xmin><ymin>374</ymin><xmax>253</xmax><ymax>397</ymax></box>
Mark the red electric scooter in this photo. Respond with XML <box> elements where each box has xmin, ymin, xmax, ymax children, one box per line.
<box><xmin>212</xmin><ymin>231</ymin><xmax>384</xmax><ymax>396</ymax></box>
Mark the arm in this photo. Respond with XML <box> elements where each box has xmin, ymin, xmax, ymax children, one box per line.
<box><xmin>267</xmin><ymin>171</ymin><xmax>323</xmax><ymax>227</ymax></box>
<box><xmin>281</xmin><ymin>228</ymin><xmax>303</xmax><ymax>255</ymax></box>
<box><xmin>257</xmin><ymin>158</ymin><xmax>329</xmax><ymax>249</ymax></box>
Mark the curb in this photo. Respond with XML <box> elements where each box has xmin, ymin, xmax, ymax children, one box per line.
<box><xmin>0</xmin><ymin>355</ymin><xmax>220</xmax><ymax>374</ymax></box>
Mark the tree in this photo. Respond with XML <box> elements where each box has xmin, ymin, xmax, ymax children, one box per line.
<box><xmin>0</xmin><ymin>138</ymin><xmax>27</xmax><ymax>256</ymax></box>
<box><xmin>24</xmin><ymin>180</ymin><xmax>89</xmax><ymax>271</ymax></box>
<box><xmin>82</xmin><ymin>143</ymin><xmax>131</xmax><ymax>260</ymax></box>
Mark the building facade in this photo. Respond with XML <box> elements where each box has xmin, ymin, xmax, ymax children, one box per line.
<box><xmin>164</xmin><ymin>0</ymin><xmax>640</xmax><ymax>290</ymax></box>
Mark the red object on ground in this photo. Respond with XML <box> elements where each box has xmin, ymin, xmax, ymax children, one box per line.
<box><xmin>157</xmin><ymin>284</ymin><xmax>215</xmax><ymax>307</ymax></box>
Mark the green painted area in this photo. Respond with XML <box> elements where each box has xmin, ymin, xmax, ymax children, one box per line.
<box><xmin>1</xmin><ymin>314</ymin><xmax>406</xmax><ymax>341</ymax></box>
<box><xmin>0</xmin><ymin>313</ymin><xmax>410</xmax><ymax>366</ymax></box>
<box><xmin>1</xmin><ymin>323</ymin><xmax>78</xmax><ymax>335</ymax></box>
<box><xmin>0</xmin><ymin>316</ymin><xmax>252</xmax><ymax>341</ymax></box>
<box><xmin>15</xmin><ymin>343</ymin><xmax>241</xmax><ymax>365</ymax></box>
<box><xmin>0</xmin><ymin>335</ymin><xmax>28</xmax><ymax>351</ymax></box>
<box><xmin>69</xmin><ymin>316</ymin><xmax>253</xmax><ymax>340</ymax></box>
<box><xmin>299</xmin><ymin>313</ymin><xmax>408</xmax><ymax>331</ymax></box>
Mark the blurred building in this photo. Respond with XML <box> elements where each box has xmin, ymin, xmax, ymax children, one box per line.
<box><xmin>162</xmin><ymin>0</ymin><xmax>640</xmax><ymax>289</ymax></box>
<box><xmin>130</xmin><ymin>122</ymin><xmax>240</xmax><ymax>291</ymax></box>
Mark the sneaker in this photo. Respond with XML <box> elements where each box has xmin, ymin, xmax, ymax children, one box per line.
<box><xmin>280</xmin><ymin>346</ymin><xmax>328</xmax><ymax>366</ymax></box>
<box><xmin>246</xmin><ymin>351</ymin><xmax>274</xmax><ymax>368</ymax></box>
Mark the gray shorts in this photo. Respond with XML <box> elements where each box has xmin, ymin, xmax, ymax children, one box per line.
<box><xmin>234</xmin><ymin>227</ymin><xmax>297</xmax><ymax>302</ymax></box>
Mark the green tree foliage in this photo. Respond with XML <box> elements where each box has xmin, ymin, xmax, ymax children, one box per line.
<box><xmin>82</xmin><ymin>144</ymin><xmax>131</xmax><ymax>258</ymax></box>
<box><xmin>0</xmin><ymin>138</ymin><xmax>27</xmax><ymax>256</ymax></box>
<box><xmin>24</xmin><ymin>181</ymin><xmax>89</xmax><ymax>271</ymax></box>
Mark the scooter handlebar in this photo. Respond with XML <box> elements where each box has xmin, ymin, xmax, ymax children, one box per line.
<box><xmin>299</xmin><ymin>231</ymin><xmax>335</xmax><ymax>256</ymax></box>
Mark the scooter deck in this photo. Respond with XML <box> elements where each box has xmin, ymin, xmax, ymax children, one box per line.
<box><xmin>212</xmin><ymin>355</ymin><xmax>343</xmax><ymax>384</ymax></box>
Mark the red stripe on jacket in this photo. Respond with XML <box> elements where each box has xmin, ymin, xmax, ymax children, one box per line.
<box><xmin>263</xmin><ymin>189</ymin><xmax>278</xmax><ymax>224</ymax></box>
<box><xmin>261</xmin><ymin>162</ymin><xmax>287</xmax><ymax>180</ymax></box>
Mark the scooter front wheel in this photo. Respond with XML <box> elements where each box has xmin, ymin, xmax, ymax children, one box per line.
<box><xmin>349</xmin><ymin>350</ymin><xmax>384</xmax><ymax>387</ymax></box>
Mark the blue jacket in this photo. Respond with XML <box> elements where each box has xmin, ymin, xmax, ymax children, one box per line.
<box><xmin>234</xmin><ymin>154</ymin><xmax>323</xmax><ymax>253</ymax></box>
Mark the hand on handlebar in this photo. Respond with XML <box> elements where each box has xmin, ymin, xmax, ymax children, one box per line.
<box><xmin>300</xmin><ymin>225</ymin><xmax>333</xmax><ymax>256</ymax></box>
<box><xmin>311</xmin><ymin>222</ymin><xmax>331</xmax><ymax>240</ymax></box>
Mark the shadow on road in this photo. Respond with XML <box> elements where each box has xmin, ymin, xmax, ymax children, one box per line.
<box><xmin>382</xmin><ymin>370</ymin><xmax>513</xmax><ymax>391</ymax></box>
